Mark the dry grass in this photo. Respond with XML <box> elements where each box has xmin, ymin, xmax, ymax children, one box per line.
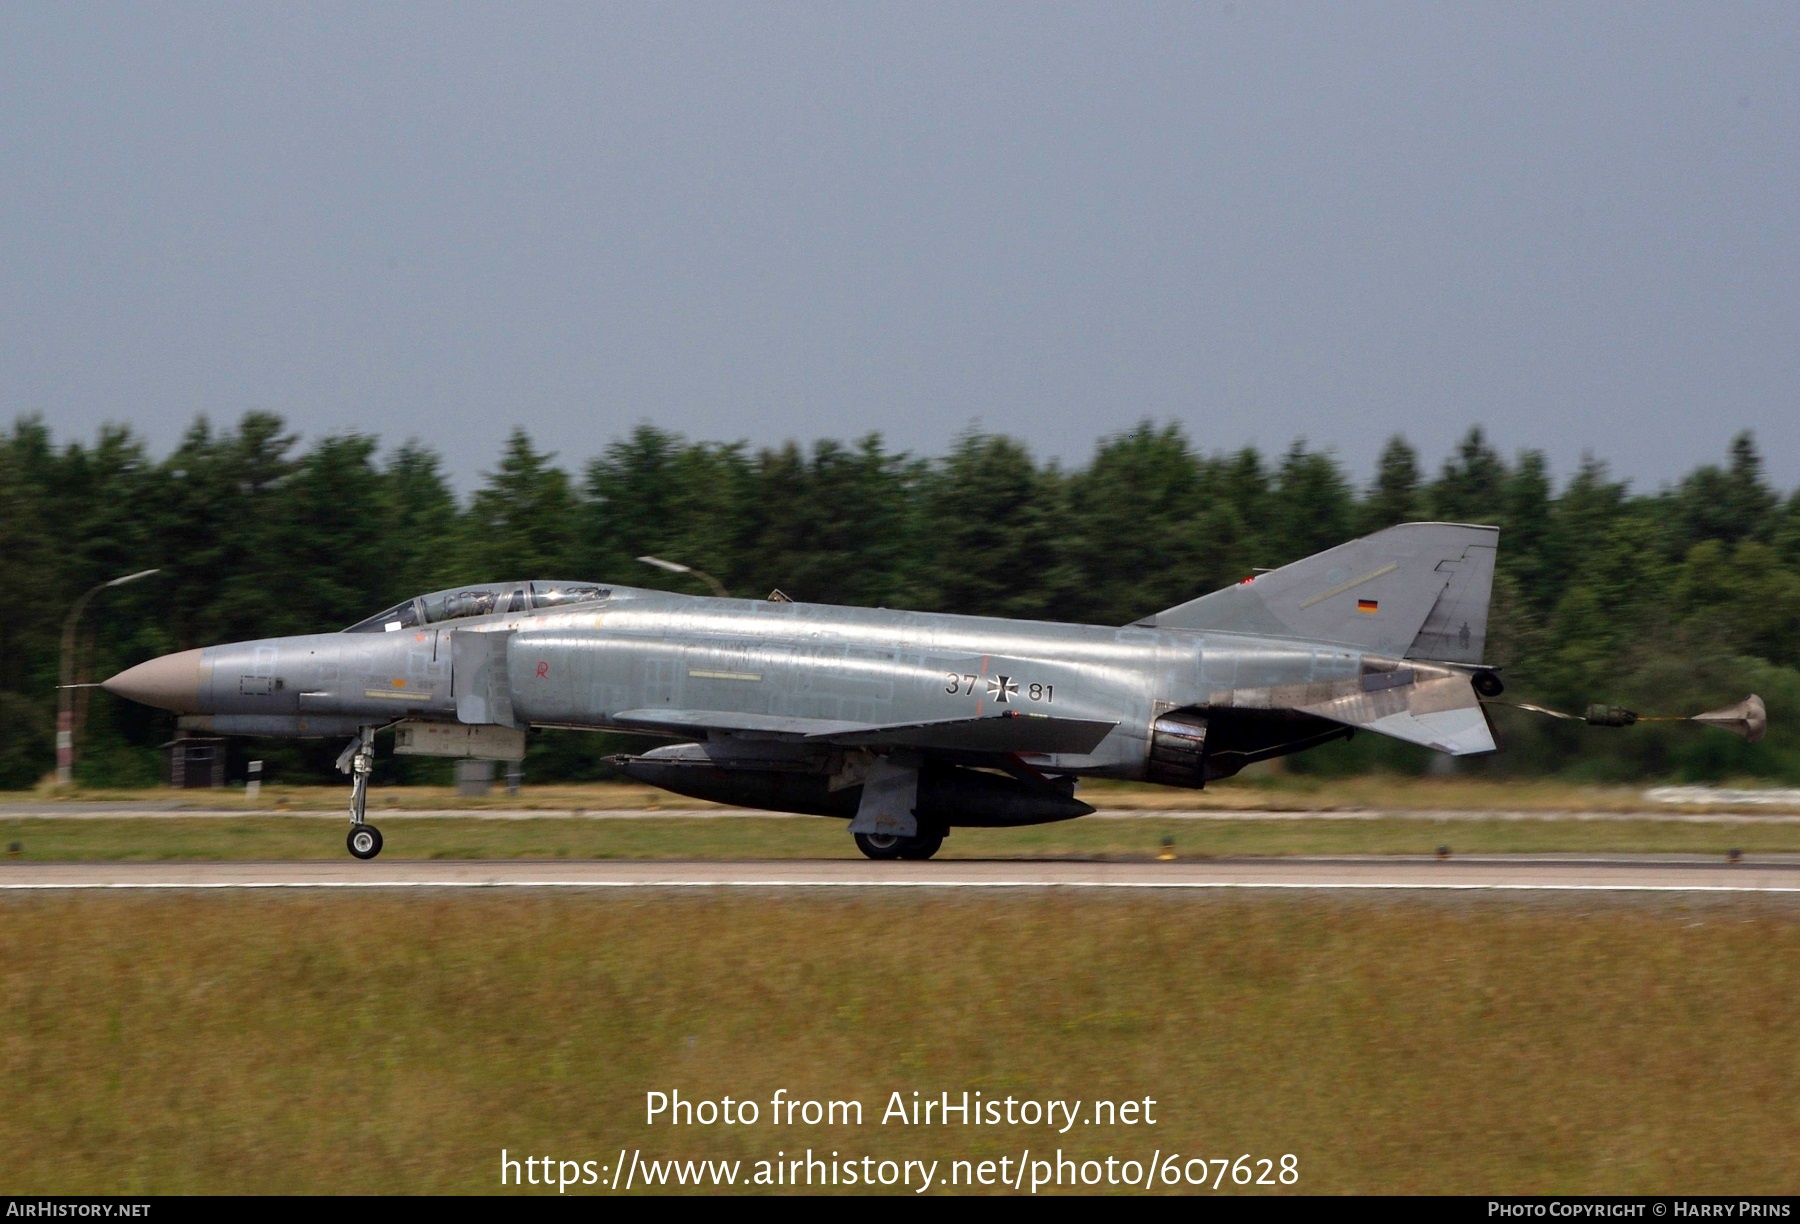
<box><xmin>4</xmin><ymin>814</ymin><xmax>1800</xmax><ymax>863</ymax></box>
<box><xmin>1</xmin><ymin>892</ymin><xmax>1797</xmax><ymax>1194</ymax></box>
<box><xmin>29</xmin><ymin>775</ymin><xmax>1800</xmax><ymax>813</ymax></box>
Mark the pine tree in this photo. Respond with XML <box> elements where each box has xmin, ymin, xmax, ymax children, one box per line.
<box><xmin>1362</xmin><ymin>435</ymin><xmax>1421</xmax><ymax>531</ymax></box>
<box><xmin>1270</xmin><ymin>440</ymin><xmax>1354</xmax><ymax>563</ymax></box>
<box><xmin>1062</xmin><ymin>422</ymin><xmax>1207</xmax><ymax>625</ymax></box>
<box><xmin>463</xmin><ymin>429</ymin><xmax>580</xmax><ymax>580</ymax></box>
<box><xmin>916</xmin><ymin>433</ymin><xmax>1066</xmax><ymax>619</ymax></box>
<box><xmin>1429</xmin><ymin>426</ymin><xmax>1506</xmax><ymax>522</ymax></box>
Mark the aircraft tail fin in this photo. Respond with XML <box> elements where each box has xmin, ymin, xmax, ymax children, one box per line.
<box><xmin>1135</xmin><ymin>522</ymin><xmax>1499</xmax><ymax>664</ymax></box>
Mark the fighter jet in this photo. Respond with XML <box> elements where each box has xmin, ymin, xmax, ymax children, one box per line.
<box><xmin>106</xmin><ymin>522</ymin><xmax>1509</xmax><ymax>860</ymax></box>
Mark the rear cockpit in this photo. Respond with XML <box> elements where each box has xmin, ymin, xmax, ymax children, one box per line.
<box><xmin>343</xmin><ymin>581</ymin><xmax>612</xmax><ymax>633</ymax></box>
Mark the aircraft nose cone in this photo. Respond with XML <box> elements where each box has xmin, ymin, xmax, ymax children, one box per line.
<box><xmin>103</xmin><ymin>649</ymin><xmax>205</xmax><ymax>713</ymax></box>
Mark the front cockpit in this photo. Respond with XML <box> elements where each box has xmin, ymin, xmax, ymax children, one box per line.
<box><xmin>343</xmin><ymin>581</ymin><xmax>612</xmax><ymax>633</ymax></box>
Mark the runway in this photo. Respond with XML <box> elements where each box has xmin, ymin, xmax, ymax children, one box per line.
<box><xmin>2</xmin><ymin>855</ymin><xmax>1798</xmax><ymax>893</ymax></box>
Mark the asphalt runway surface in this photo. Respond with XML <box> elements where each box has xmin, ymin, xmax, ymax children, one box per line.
<box><xmin>2</xmin><ymin>855</ymin><xmax>1797</xmax><ymax>893</ymax></box>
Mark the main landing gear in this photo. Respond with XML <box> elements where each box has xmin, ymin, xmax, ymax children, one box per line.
<box><xmin>337</xmin><ymin>727</ymin><xmax>383</xmax><ymax>860</ymax></box>
<box><xmin>854</xmin><ymin>830</ymin><xmax>944</xmax><ymax>861</ymax></box>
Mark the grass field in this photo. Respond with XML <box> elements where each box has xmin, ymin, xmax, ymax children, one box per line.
<box><xmin>4</xmin><ymin>814</ymin><xmax>1800</xmax><ymax>862</ymax></box>
<box><xmin>25</xmin><ymin>774</ymin><xmax>1800</xmax><ymax>813</ymax></box>
<box><xmin>2</xmin><ymin>891</ymin><xmax>1796</xmax><ymax>1194</ymax></box>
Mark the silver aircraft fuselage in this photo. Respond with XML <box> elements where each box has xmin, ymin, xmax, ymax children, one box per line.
<box><xmin>112</xmin><ymin>583</ymin><xmax>1471</xmax><ymax>775</ymax></box>
<box><xmin>104</xmin><ymin>523</ymin><xmax>1508</xmax><ymax>858</ymax></box>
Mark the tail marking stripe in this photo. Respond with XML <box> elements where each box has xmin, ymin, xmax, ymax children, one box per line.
<box><xmin>1298</xmin><ymin>562</ymin><xmax>1399</xmax><ymax>609</ymax></box>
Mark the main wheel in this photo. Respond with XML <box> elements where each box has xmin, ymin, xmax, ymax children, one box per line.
<box><xmin>853</xmin><ymin>831</ymin><xmax>943</xmax><ymax>861</ymax></box>
<box><xmin>899</xmin><ymin>831</ymin><xmax>944</xmax><ymax>860</ymax></box>
<box><xmin>347</xmin><ymin>824</ymin><xmax>383</xmax><ymax>860</ymax></box>
<box><xmin>854</xmin><ymin>832</ymin><xmax>905</xmax><ymax>860</ymax></box>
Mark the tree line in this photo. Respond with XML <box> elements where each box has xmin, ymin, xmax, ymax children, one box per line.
<box><xmin>4</xmin><ymin>413</ymin><xmax>1797</xmax><ymax>788</ymax></box>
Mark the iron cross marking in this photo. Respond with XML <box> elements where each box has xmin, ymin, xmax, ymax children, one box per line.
<box><xmin>988</xmin><ymin>675</ymin><xmax>1018</xmax><ymax>704</ymax></box>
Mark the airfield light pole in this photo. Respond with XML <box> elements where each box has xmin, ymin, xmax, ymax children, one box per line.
<box><xmin>637</xmin><ymin>555</ymin><xmax>730</xmax><ymax>599</ymax></box>
<box><xmin>57</xmin><ymin>568</ymin><xmax>160</xmax><ymax>786</ymax></box>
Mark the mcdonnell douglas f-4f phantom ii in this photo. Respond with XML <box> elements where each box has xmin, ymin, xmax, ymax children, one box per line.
<box><xmin>95</xmin><ymin>521</ymin><xmax>1697</xmax><ymax>861</ymax></box>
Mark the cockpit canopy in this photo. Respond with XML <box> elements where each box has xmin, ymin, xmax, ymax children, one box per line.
<box><xmin>343</xmin><ymin>581</ymin><xmax>611</xmax><ymax>633</ymax></box>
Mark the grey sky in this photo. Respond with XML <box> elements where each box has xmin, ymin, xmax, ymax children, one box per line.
<box><xmin>3</xmin><ymin>3</ymin><xmax>1796</xmax><ymax>493</ymax></box>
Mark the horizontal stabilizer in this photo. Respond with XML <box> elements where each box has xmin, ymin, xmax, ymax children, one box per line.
<box><xmin>1293</xmin><ymin>669</ymin><xmax>1497</xmax><ymax>755</ymax></box>
<box><xmin>1136</xmin><ymin>522</ymin><xmax>1498</xmax><ymax>664</ymax></box>
<box><xmin>1202</xmin><ymin>658</ymin><xmax>1498</xmax><ymax>756</ymax></box>
<box><xmin>1347</xmin><ymin>703</ymin><xmax>1496</xmax><ymax>756</ymax></box>
<box><xmin>610</xmin><ymin>708</ymin><xmax>1117</xmax><ymax>755</ymax></box>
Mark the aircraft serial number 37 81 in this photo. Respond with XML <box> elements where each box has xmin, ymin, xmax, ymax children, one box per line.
<box><xmin>105</xmin><ymin>522</ymin><xmax>1505</xmax><ymax>860</ymax></box>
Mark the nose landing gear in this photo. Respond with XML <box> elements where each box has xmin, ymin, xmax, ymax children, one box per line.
<box><xmin>337</xmin><ymin>727</ymin><xmax>383</xmax><ymax>860</ymax></box>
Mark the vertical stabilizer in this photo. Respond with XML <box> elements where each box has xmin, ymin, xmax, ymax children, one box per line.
<box><xmin>1134</xmin><ymin>522</ymin><xmax>1498</xmax><ymax>663</ymax></box>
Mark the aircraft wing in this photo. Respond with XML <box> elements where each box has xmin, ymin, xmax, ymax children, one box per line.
<box><xmin>609</xmin><ymin>709</ymin><xmax>1118</xmax><ymax>755</ymax></box>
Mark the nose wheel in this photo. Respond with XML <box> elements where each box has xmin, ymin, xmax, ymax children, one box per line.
<box><xmin>347</xmin><ymin>824</ymin><xmax>384</xmax><ymax>860</ymax></box>
<box><xmin>337</xmin><ymin>726</ymin><xmax>384</xmax><ymax>860</ymax></box>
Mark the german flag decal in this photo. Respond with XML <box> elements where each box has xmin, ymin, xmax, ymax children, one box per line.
<box><xmin>1357</xmin><ymin>599</ymin><xmax>1379</xmax><ymax>614</ymax></box>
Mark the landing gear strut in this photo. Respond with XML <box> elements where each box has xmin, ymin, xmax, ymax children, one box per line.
<box><xmin>854</xmin><ymin>830</ymin><xmax>944</xmax><ymax>861</ymax></box>
<box><xmin>337</xmin><ymin>727</ymin><xmax>383</xmax><ymax>860</ymax></box>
